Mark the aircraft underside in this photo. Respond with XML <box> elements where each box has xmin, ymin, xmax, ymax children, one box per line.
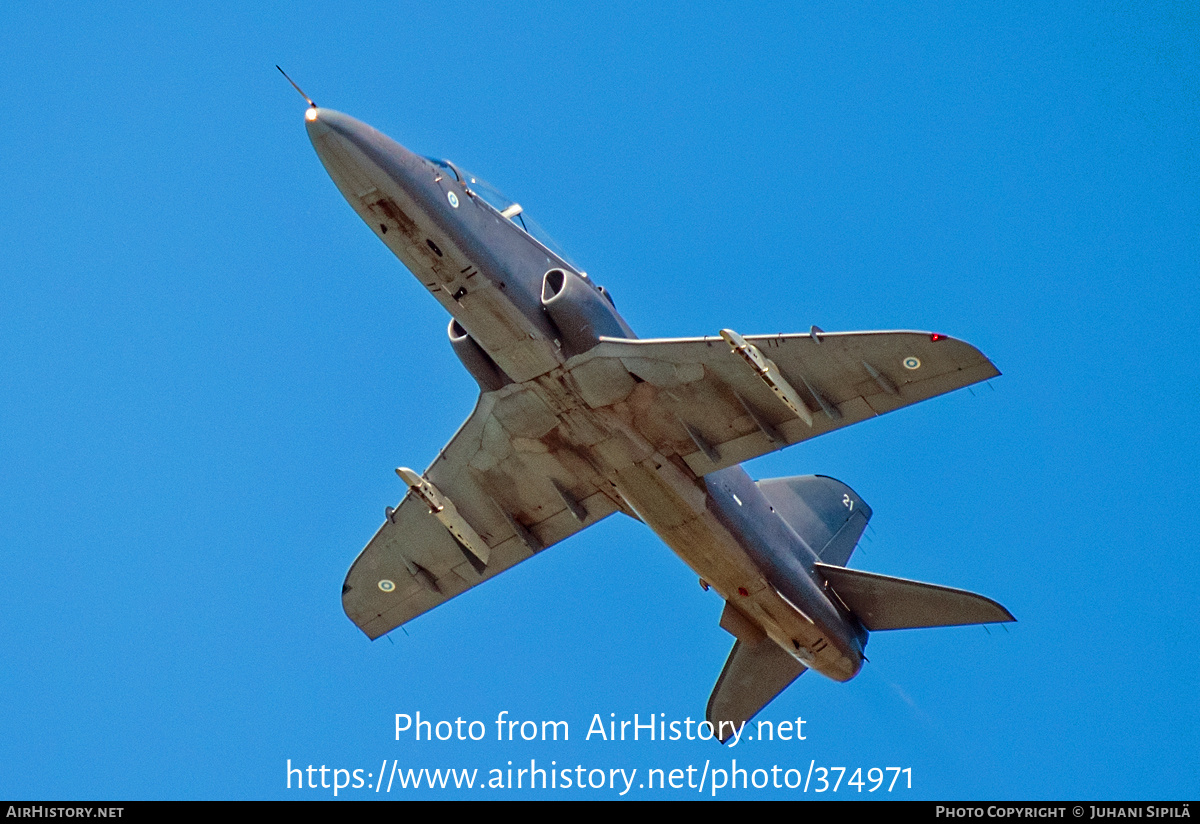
<box><xmin>297</xmin><ymin>102</ymin><xmax>1015</xmax><ymax>741</ymax></box>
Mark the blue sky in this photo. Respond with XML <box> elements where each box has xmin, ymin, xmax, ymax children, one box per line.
<box><xmin>2</xmin><ymin>2</ymin><xmax>1196</xmax><ymax>800</ymax></box>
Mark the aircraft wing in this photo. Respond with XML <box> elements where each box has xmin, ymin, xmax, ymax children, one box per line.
<box><xmin>342</xmin><ymin>389</ymin><xmax>622</xmax><ymax>639</ymax></box>
<box><xmin>571</xmin><ymin>330</ymin><xmax>999</xmax><ymax>476</ymax></box>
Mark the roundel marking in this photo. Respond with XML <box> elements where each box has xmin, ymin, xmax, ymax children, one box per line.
<box><xmin>378</xmin><ymin>579</ymin><xmax>396</xmax><ymax>592</ymax></box>
<box><xmin>902</xmin><ymin>356</ymin><xmax>921</xmax><ymax>370</ymax></box>
<box><xmin>447</xmin><ymin>191</ymin><xmax>459</xmax><ymax>208</ymax></box>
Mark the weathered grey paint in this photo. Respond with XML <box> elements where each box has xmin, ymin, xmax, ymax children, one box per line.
<box><xmin>303</xmin><ymin>107</ymin><xmax>1013</xmax><ymax>737</ymax></box>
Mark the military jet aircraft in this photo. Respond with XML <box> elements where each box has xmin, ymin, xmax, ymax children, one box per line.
<box><xmin>298</xmin><ymin>96</ymin><xmax>1014</xmax><ymax>740</ymax></box>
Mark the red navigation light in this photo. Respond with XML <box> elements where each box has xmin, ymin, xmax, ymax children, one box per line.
<box><xmin>930</xmin><ymin>333</ymin><xmax>947</xmax><ymax>342</ymax></box>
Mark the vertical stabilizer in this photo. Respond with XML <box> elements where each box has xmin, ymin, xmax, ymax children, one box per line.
<box><xmin>757</xmin><ymin>475</ymin><xmax>871</xmax><ymax>566</ymax></box>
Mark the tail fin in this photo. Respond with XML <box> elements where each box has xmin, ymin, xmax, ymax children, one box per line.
<box><xmin>757</xmin><ymin>475</ymin><xmax>871</xmax><ymax>566</ymax></box>
<box><xmin>706</xmin><ymin>603</ymin><xmax>806</xmax><ymax>742</ymax></box>
<box><xmin>815</xmin><ymin>563</ymin><xmax>1015</xmax><ymax>630</ymax></box>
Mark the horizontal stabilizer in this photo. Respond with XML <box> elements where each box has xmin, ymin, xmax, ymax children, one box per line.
<box><xmin>815</xmin><ymin>563</ymin><xmax>1015</xmax><ymax>630</ymax></box>
<box><xmin>707</xmin><ymin>604</ymin><xmax>807</xmax><ymax>742</ymax></box>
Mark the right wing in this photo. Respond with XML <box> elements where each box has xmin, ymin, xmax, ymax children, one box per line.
<box><xmin>342</xmin><ymin>387</ymin><xmax>621</xmax><ymax>639</ymax></box>
<box><xmin>568</xmin><ymin>329</ymin><xmax>999</xmax><ymax>476</ymax></box>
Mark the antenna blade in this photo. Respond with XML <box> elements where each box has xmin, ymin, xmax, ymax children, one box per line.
<box><xmin>276</xmin><ymin>65</ymin><xmax>315</xmax><ymax>107</ymax></box>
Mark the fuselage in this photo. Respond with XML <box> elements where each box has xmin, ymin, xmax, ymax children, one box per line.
<box><xmin>305</xmin><ymin>108</ymin><xmax>866</xmax><ymax>682</ymax></box>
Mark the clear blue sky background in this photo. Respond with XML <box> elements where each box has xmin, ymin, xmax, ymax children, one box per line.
<box><xmin>2</xmin><ymin>2</ymin><xmax>1196</xmax><ymax>800</ymax></box>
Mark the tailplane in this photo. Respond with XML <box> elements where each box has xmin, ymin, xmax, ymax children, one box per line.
<box><xmin>815</xmin><ymin>563</ymin><xmax>1015</xmax><ymax>630</ymax></box>
<box><xmin>706</xmin><ymin>603</ymin><xmax>806</xmax><ymax>742</ymax></box>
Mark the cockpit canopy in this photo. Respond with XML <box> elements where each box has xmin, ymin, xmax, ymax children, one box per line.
<box><xmin>426</xmin><ymin>157</ymin><xmax>577</xmax><ymax>267</ymax></box>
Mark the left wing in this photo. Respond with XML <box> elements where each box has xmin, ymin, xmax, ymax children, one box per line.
<box><xmin>566</xmin><ymin>329</ymin><xmax>999</xmax><ymax>476</ymax></box>
<box><xmin>342</xmin><ymin>387</ymin><xmax>621</xmax><ymax>639</ymax></box>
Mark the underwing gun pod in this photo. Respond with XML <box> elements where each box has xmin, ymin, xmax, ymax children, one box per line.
<box><xmin>299</xmin><ymin>103</ymin><xmax>1014</xmax><ymax>739</ymax></box>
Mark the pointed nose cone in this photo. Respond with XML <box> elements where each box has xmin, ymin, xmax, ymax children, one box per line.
<box><xmin>303</xmin><ymin>106</ymin><xmax>375</xmax><ymax>143</ymax></box>
<box><xmin>303</xmin><ymin>107</ymin><xmax>402</xmax><ymax>204</ymax></box>
<box><xmin>302</xmin><ymin>107</ymin><xmax>400</xmax><ymax>158</ymax></box>
<box><xmin>303</xmin><ymin>107</ymin><xmax>382</xmax><ymax>154</ymax></box>
<box><xmin>301</xmin><ymin>107</ymin><xmax>428</xmax><ymax>206</ymax></box>
<box><xmin>302</xmin><ymin>105</ymin><xmax>328</xmax><ymax>137</ymax></box>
